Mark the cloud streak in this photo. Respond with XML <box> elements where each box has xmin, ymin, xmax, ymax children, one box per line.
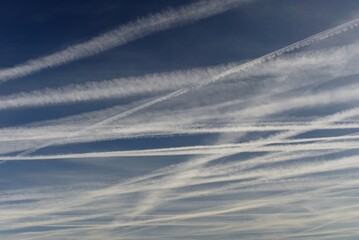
<box><xmin>5</xmin><ymin>16</ymin><xmax>359</xmax><ymax>158</ymax></box>
<box><xmin>1</xmin><ymin>40</ymin><xmax>359</xmax><ymax>111</ymax></box>
<box><xmin>0</xmin><ymin>0</ymin><xmax>251</xmax><ymax>83</ymax></box>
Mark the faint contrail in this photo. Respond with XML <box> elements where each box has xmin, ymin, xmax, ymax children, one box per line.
<box><xmin>129</xmin><ymin>104</ymin><xmax>359</xmax><ymax>216</ymax></box>
<box><xmin>194</xmin><ymin>17</ymin><xmax>359</xmax><ymax>88</ymax></box>
<box><xmin>165</xmin><ymin>154</ymin><xmax>359</xmax><ymax>201</ymax></box>
<box><xmin>0</xmin><ymin>0</ymin><xmax>251</xmax><ymax>83</ymax></box>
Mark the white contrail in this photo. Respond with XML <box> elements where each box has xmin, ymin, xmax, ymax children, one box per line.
<box><xmin>166</xmin><ymin>159</ymin><xmax>359</xmax><ymax>203</ymax></box>
<box><xmin>2</xmin><ymin>79</ymin><xmax>358</xmax><ymax>156</ymax></box>
<box><xmin>128</xmin><ymin>105</ymin><xmax>359</xmax><ymax>216</ymax></box>
<box><xmin>0</xmin><ymin>63</ymin><xmax>235</xmax><ymax>110</ymax></box>
<box><xmin>25</xmin><ymin>64</ymin><xmax>355</xmax><ymax>218</ymax></box>
<box><xmin>86</xmin><ymin>15</ymin><xmax>359</xmax><ymax>123</ymax></box>
<box><xmin>3</xmin><ymin>13</ymin><xmax>359</xmax><ymax>240</ymax></box>
<box><xmin>17</xmin><ymin>88</ymin><xmax>187</xmax><ymax>156</ymax></box>
<box><xmin>1</xmin><ymin>112</ymin><xmax>358</xmax><ymax>238</ymax></box>
<box><xmin>12</xmin><ymin>16</ymin><xmax>359</xmax><ymax>157</ymax></box>
<box><xmin>0</xmin><ymin>152</ymin><xmax>358</xmax><ymax>227</ymax></box>
<box><xmin>107</xmin><ymin>149</ymin><xmax>351</xmax><ymax>201</ymax></box>
<box><xmin>0</xmin><ymin>0</ymin><xmax>251</xmax><ymax>83</ymax></box>
<box><xmin>1</xmin><ymin>40</ymin><xmax>358</xmax><ymax>111</ymax></box>
<box><xmin>1</xmin><ymin>68</ymin><xmax>355</xmax><ymax>218</ymax></box>
<box><xmin>194</xmin><ymin>17</ymin><xmax>359</xmax><ymax>88</ymax></box>
<box><xmin>141</xmin><ymin>154</ymin><xmax>359</xmax><ymax>203</ymax></box>
<box><xmin>203</xmin><ymin>155</ymin><xmax>359</xmax><ymax>189</ymax></box>
<box><xmin>0</xmin><ymin>146</ymin><xmax>358</xmax><ymax>236</ymax></box>
<box><xmin>86</xmin><ymin>189</ymin><xmax>356</xmax><ymax>230</ymax></box>
<box><xmin>1</xmin><ymin>122</ymin><xmax>359</xmax><ymax>142</ymax></box>
<box><xmin>230</xmin><ymin>82</ymin><xmax>359</xmax><ymax>119</ymax></box>
<box><xmin>2</xmin><ymin>140</ymin><xmax>359</xmax><ymax>160</ymax></box>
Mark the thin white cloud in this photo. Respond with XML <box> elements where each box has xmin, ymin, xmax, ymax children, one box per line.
<box><xmin>0</xmin><ymin>0</ymin><xmax>251</xmax><ymax>83</ymax></box>
<box><xmin>1</xmin><ymin>121</ymin><xmax>358</xmax><ymax>143</ymax></box>
<box><xmin>1</xmin><ymin>41</ymin><xmax>358</xmax><ymax>111</ymax></box>
<box><xmin>0</xmin><ymin>63</ymin><xmax>235</xmax><ymax>110</ymax></box>
<box><xmin>2</xmin><ymin>140</ymin><xmax>358</xmax><ymax>160</ymax></box>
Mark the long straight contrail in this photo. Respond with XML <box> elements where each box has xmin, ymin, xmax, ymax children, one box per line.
<box><xmin>1</xmin><ymin>40</ymin><xmax>358</xmax><ymax>111</ymax></box>
<box><xmin>129</xmin><ymin>104</ymin><xmax>359</xmax><ymax>216</ymax></box>
<box><xmin>0</xmin><ymin>64</ymin><xmax>235</xmax><ymax>110</ymax></box>
<box><xmin>12</xmin><ymin>16</ymin><xmax>359</xmax><ymax>157</ymax></box>
<box><xmin>195</xmin><ymin>17</ymin><xmax>359</xmax><ymax>88</ymax></box>
<box><xmin>0</xmin><ymin>0</ymin><xmax>252</xmax><ymax>83</ymax></box>
<box><xmin>3</xmin><ymin>137</ymin><xmax>359</xmax><ymax>160</ymax></box>
<box><xmin>10</xmin><ymin>70</ymin><xmax>359</xmax><ymax>156</ymax></box>
<box><xmin>2</xmin><ymin>122</ymin><xmax>359</xmax><ymax>142</ymax></box>
<box><xmin>2</xmin><ymin>121</ymin><xmax>359</xmax><ymax>156</ymax></box>
<box><xmin>17</xmin><ymin>89</ymin><xmax>187</xmax><ymax>156</ymax></box>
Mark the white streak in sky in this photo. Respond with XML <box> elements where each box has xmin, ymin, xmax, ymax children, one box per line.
<box><xmin>0</xmin><ymin>0</ymin><xmax>251</xmax><ymax>83</ymax></box>
<box><xmin>1</xmin><ymin>41</ymin><xmax>359</xmax><ymax>111</ymax></box>
<box><xmin>2</xmin><ymin>141</ymin><xmax>358</xmax><ymax>160</ymax></box>
<box><xmin>3</xmin><ymin>79</ymin><xmax>359</xmax><ymax>156</ymax></box>
<box><xmin>0</xmin><ymin>64</ymin><xmax>235</xmax><ymax>110</ymax></box>
<box><xmin>1</xmin><ymin>122</ymin><xmax>358</xmax><ymax>142</ymax></box>
<box><xmin>17</xmin><ymin>88</ymin><xmax>187</xmax><ymax>156</ymax></box>
<box><xmin>9</xmin><ymin>16</ymin><xmax>359</xmax><ymax>157</ymax></box>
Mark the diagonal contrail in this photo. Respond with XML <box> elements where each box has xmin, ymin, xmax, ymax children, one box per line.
<box><xmin>0</xmin><ymin>0</ymin><xmax>252</xmax><ymax>84</ymax></box>
<box><xmin>9</xmin><ymin>15</ymin><xmax>359</xmax><ymax>159</ymax></box>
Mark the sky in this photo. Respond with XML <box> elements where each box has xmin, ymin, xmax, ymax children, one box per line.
<box><xmin>1</xmin><ymin>0</ymin><xmax>359</xmax><ymax>239</ymax></box>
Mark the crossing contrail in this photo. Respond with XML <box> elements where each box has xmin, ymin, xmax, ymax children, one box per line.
<box><xmin>12</xmin><ymin>16</ymin><xmax>359</xmax><ymax>157</ymax></box>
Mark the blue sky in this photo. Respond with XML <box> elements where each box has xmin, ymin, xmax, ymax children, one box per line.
<box><xmin>1</xmin><ymin>0</ymin><xmax>359</xmax><ymax>239</ymax></box>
